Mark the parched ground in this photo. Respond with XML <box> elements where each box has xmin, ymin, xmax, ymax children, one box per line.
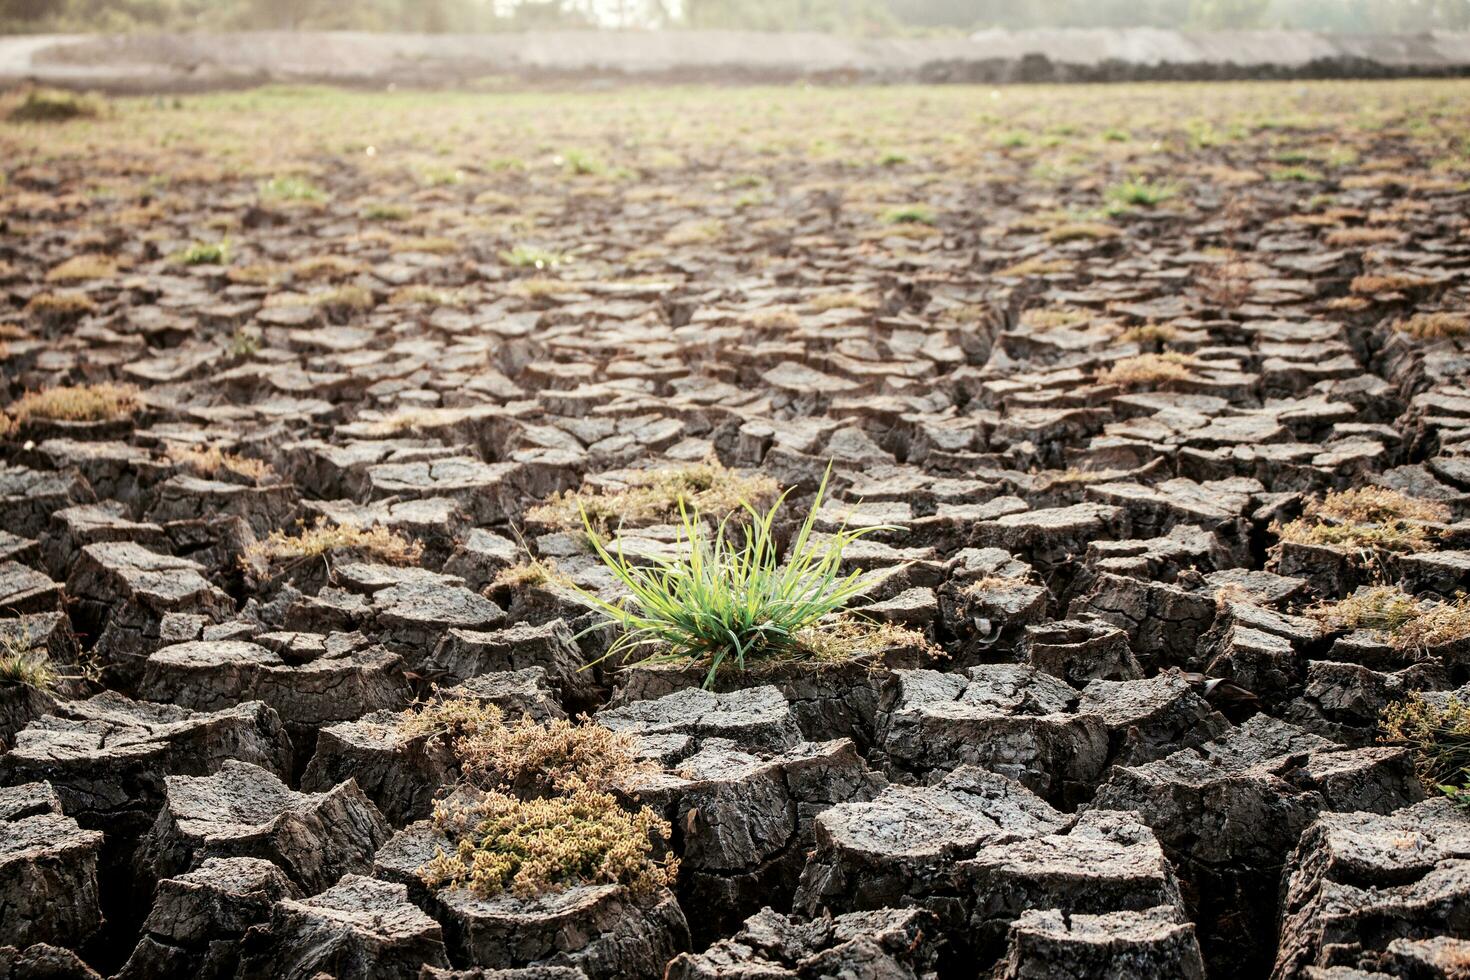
<box><xmin>3</xmin><ymin>79</ymin><xmax>1470</xmax><ymax>980</ymax></box>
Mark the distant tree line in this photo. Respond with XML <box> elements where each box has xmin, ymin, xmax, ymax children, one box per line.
<box><xmin>3</xmin><ymin>0</ymin><xmax>1468</xmax><ymax>34</ymax></box>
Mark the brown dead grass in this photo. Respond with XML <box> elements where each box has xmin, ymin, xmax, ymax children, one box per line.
<box><xmin>6</xmin><ymin>382</ymin><xmax>138</xmax><ymax>425</ymax></box>
<box><xmin>1096</xmin><ymin>352</ymin><xmax>1199</xmax><ymax>388</ymax></box>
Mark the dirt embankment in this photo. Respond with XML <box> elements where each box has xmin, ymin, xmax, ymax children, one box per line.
<box><xmin>1</xmin><ymin>28</ymin><xmax>1469</xmax><ymax>91</ymax></box>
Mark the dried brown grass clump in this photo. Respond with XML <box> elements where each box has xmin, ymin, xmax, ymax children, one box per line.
<box><xmin>243</xmin><ymin>518</ymin><xmax>422</xmax><ymax>569</ymax></box>
<box><xmin>292</xmin><ymin>255</ymin><xmax>365</xmax><ymax>282</ymax></box>
<box><xmin>419</xmin><ymin>789</ymin><xmax>675</xmax><ymax>900</ymax></box>
<box><xmin>1325</xmin><ymin>227</ymin><xmax>1402</xmax><ymax>248</ymax></box>
<box><xmin>1307</xmin><ymin>585</ymin><xmax>1423</xmax><ymax>636</ymax></box>
<box><xmin>1275</xmin><ymin>487</ymin><xmax>1448</xmax><ymax>557</ymax></box>
<box><xmin>1096</xmin><ymin>352</ymin><xmax>1199</xmax><ymax>389</ymax></box>
<box><xmin>1394</xmin><ymin>313</ymin><xmax>1470</xmax><ymax>340</ymax></box>
<box><xmin>1118</xmin><ymin>323</ymin><xmax>1179</xmax><ymax>346</ymax></box>
<box><xmin>24</xmin><ymin>291</ymin><xmax>96</xmax><ymax>323</ymax></box>
<box><xmin>1198</xmin><ymin>258</ymin><xmax>1253</xmax><ymax>309</ymax></box>
<box><xmin>6</xmin><ymin>383</ymin><xmax>138</xmax><ymax>425</ymax></box>
<box><xmin>1397</xmin><ymin>597</ymin><xmax>1470</xmax><ymax>652</ymax></box>
<box><xmin>1351</xmin><ymin>272</ymin><xmax>1434</xmax><ymax>295</ymax></box>
<box><xmin>400</xmin><ymin>698</ymin><xmax>648</xmax><ymax>797</ymax></box>
<box><xmin>489</xmin><ymin>559</ymin><xmax>572</xmax><ymax>592</ymax></box>
<box><xmin>166</xmin><ymin>444</ymin><xmax>275</xmax><ymax>484</ymax></box>
<box><xmin>0</xmin><ymin>639</ymin><xmax>55</xmax><ymax>690</ymax></box>
<box><xmin>1382</xmin><ymin>693</ymin><xmax>1470</xmax><ymax>792</ymax></box>
<box><xmin>792</xmin><ymin>619</ymin><xmax>936</xmax><ymax>665</ymax></box>
<box><xmin>1021</xmin><ymin>307</ymin><xmax>1091</xmax><ymax>330</ymax></box>
<box><xmin>528</xmin><ymin>460</ymin><xmax>778</xmax><ymax>532</ymax></box>
<box><xmin>45</xmin><ymin>255</ymin><xmax>118</xmax><ymax>282</ymax></box>
<box><xmin>1046</xmin><ymin>222</ymin><xmax>1120</xmax><ymax>244</ymax></box>
<box><xmin>314</xmin><ymin>285</ymin><xmax>375</xmax><ymax>318</ymax></box>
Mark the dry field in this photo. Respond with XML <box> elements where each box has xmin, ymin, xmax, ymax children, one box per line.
<box><xmin>3</xmin><ymin>78</ymin><xmax>1470</xmax><ymax>980</ymax></box>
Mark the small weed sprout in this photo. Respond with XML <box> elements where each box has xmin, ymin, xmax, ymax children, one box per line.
<box><xmin>490</xmin><ymin>559</ymin><xmax>571</xmax><ymax>592</ymax></box>
<box><xmin>1104</xmin><ymin>179</ymin><xmax>1177</xmax><ymax>210</ymax></box>
<box><xmin>571</xmin><ymin>466</ymin><xmax>899</xmax><ymax>687</ymax></box>
<box><xmin>172</xmin><ymin>241</ymin><xmax>230</xmax><ymax>266</ymax></box>
<box><xmin>260</xmin><ymin>176</ymin><xmax>327</xmax><ymax>203</ymax></box>
<box><xmin>500</xmin><ymin>245</ymin><xmax>565</xmax><ymax>270</ymax></box>
<box><xmin>882</xmin><ymin>204</ymin><xmax>937</xmax><ymax>226</ymax></box>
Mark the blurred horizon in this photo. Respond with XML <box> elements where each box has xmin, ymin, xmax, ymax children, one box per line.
<box><xmin>3</xmin><ymin>0</ymin><xmax>1469</xmax><ymax>36</ymax></box>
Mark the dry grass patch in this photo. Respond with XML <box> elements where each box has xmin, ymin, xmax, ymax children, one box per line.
<box><xmin>1351</xmin><ymin>272</ymin><xmax>1435</xmax><ymax>295</ymax></box>
<box><xmin>293</xmin><ymin>255</ymin><xmax>366</xmax><ymax>282</ymax></box>
<box><xmin>806</xmin><ymin>292</ymin><xmax>875</xmax><ymax>312</ymax></box>
<box><xmin>1275</xmin><ymin>487</ymin><xmax>1447</xmax><ymax>557</ymax></box>
<box><xmin>401</xmin><ymin>698</ymin><xmax>648</xmax><ymax>797</ymax></box>
<box><xmin>46</xmin><ymin>255</ymin><xmax>118</xmax><ymax>282</ymax></box>
<box><xmin>1047</xmin><ymin>222</ymin><xmax>1120</xmax><ymax>244</ymax></box>
<box><xmin>1394</xmin><ymin>313</ymin><xmax>1470</xmax><ymax>340</ymax></box>
<box><xmin>1118</xmin><ymin>323</ymin><xmax>1180</xmax><ymax>346</ymax></box>
<box><xmin>997</xmin><ymin>257</ymin><xmax>1073</xmax><ymax>277</ymax></box>
<box><xmin>1325</xmin><ymin>227</ymin><xmax>1403</xmax><ymax>248</ymax></box>
<box><xmin>0</xmin><ymin>640</ymin><xmax>55</xmax><ymax>691</ymax></box>
<box><xmin>793</xmin><ymin>619</ymin><xmax>936</xmax><ymax>665</ymax></box>
<box><xmin>420</xmin><ymin>789</ymin><xmax>675</xmax><ymax>900</ymax></box>
<box><xmin>489</xmin><ymin>559</ymin><xmax>572</xmax><ymax>592</ymax></box>
<box><xmin>1382</xmin><ymin>693</ymin><xmax>1470</xmax><ymax>793</ymax></box>
<box><xmin>529</xmin><ymin>460</ymin><xmax>778</xmax><ymax>532</ymax></box>
<box><xmin>243</xmin><ymin>517</ymin><xmax>422</xmax><ymax>571</ymax></box>
<box><xmin>166</xmin><ymin>443</ymin><xmax>275</xmax><ymax>484</ymax></box>
<box><xmin>24</xmin><ymin>291</ymin><xmax>96</xmax><ymax>322</ymax></box>
<box><xmin>6</xmin><ymin>383</ymin><xmax>138</xmax><ymax>425</ymax></box>
<box><xmin>1096</xmin><ymin>352</ymin><xmax>1199</xmax><ymax>388</ymax></box>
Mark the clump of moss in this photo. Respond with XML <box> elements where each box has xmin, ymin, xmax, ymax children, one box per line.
<box><xmin>46</xmin><ymin>255</ymin><xmax>118</xmax><ymax>282</ymax></box>
<box><xmin>1394</xmin><ymin>313</ymin><xmax>1470</xmax><ymax>340</ymax></box>
<box><xmin>243</xmin><ymin>518</ymin><xmax>422</xmax><ymax>572</ymax></box>
<box><xmin>24</xmin><ymin>291</ymin><xmax>96</xmax><ymax>324</ymax></box>
<box><xmin>1275</xmin><ymin>487</ymin><xmax>1448</xmax><ymax>557</ymax></box>
<box><xmin>7</xmin><ymin>88</ymin><xmax>103</xmax><ymax>123</ymax></box>
<box><xmin>419</xmin><ymin>789</ymin><xmax>675</xmax><ymax>900</ymax></box>
<box><xmin>6</xmin><ymin>383</ymin><xmax>138</xmax><ymax>425</ymax></box>
<box><xmin>166</xmin><ymin>443</ymin><xmax>275</xmax><ymax>484</ymax></box>
<box><xmin>1382</xmin><ymin>693</ymin><xmax>1470</xmax><ymax>792</ymax></box>
<box><xmin>528</xmin><ymin>460</ymin><xmax>778</xmax><ymax>533</ymax></box>
<box><xmin>1096</xmin><ymin>352</ymin><xmax>1199</xmax><ymax>389</ymax></box>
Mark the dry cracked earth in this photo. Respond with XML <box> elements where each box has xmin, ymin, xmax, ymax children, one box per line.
<box><xmin>2</xmin><ymin>79</ymin><xmax>1470</xmax><ymax>980</ymax></box>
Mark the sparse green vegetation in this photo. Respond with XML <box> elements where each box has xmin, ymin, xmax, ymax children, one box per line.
<box><xmin>571</xmin><ymin>467</ymin><xmax>899</xmax><ymax>686</ymax></box>
<box><xmin>499</xmin><ymin>245</ymin><xmax>565</xmax><ymax>270</ymax></box>
<box><xmin>882</xmin><ymin>204</ymin><xmax>937</xmax><ymax>226</ymax></box>
<box><xmin>171</xmin><ymin>240</ymin><xmax>230</xmax><ymax>266</ymax></box>
<box><xmin>0</xmin><ymin>641</ymin><xmax>55</xmax><ymax>690</ymax></box>
<box><xmin>7</xmin><ymin>88</ymin><xmax>103</xmax><ymax>123</ymax></box>
<box><xmin>260</xmin><ymin>175</ymin><xmax>327</xmax><ymax>202</ymax></box>
<box><xmin>1104</xmin><ymin>179</ymin><xmax>1177</xmax><ymax>209</ymax></box>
